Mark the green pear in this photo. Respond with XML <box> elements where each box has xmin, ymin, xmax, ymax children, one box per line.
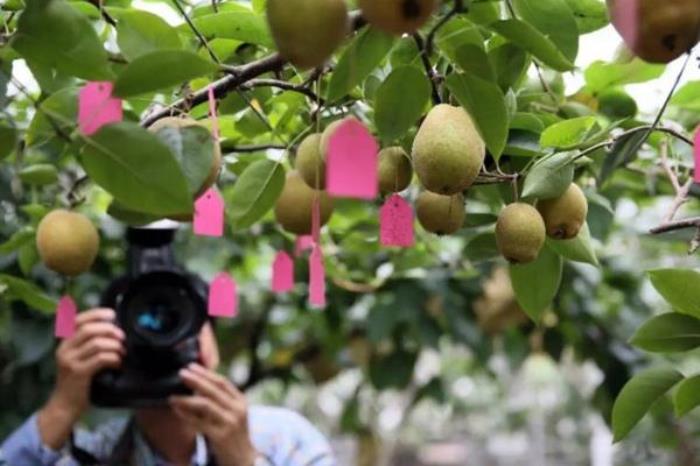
<box><xmin>496</xmin><ymin>203</ymin><xmax>545</xmax><ymax>264</ymax></box>
<box><xmin>537</xmin><ymin>183</ymin><xmax>588</xmax><ymax>240</ymax></box>
<box><xmin>416</xmin><ymin>191</ymin><xmax>465</xmax><ymax>235</ymax></box>
<box><xmin>275</xmin><ymin>170</ymin><xmax>334</xmax><ymax>235</ymax></box>
<box><xmin>412</xmin><ymin>104</ymin><xmax>485</xmax><ymax>195</ymax></box>
<box><xmin>378</xmin><ymin>146</ymin><xmax>413</xmax><ymax>194</ymax></box>
<box><xmin>295</xmin><ymin>133</ymin><xmax>325</xmax><ymax>189</ymax></box>
<box><xmin>358</xmin><ymin>0</ymin><xmax>438</xmax><ymax>35</ymax></box>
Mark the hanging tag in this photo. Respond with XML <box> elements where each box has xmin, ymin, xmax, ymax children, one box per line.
<box><xmin>309</xmin><ymin>245</ymin><xmax>326</xmax><ymax>308</ymax></box>
<box><xmin>610</xmin><ymin>0</ymin><xmax>640</xmax><ymax>50</ymax></box>
<box><xmin>55</xmin><ymin>295</ymin><xmax>77</xmax><ymax>339</ymax></box>
<box><xmin>208</xmin><ymin>87</ymin><xmax>220</xmax><ymax>142</ymax></box>
<box><xmin>326</xmin><ymin>119</ymin><xmax>378</xmax><ymax>200</ymax></box>
<box><xmin>272</xmin><ymin>251</ymin><xmax>294</xmax><ymax>293</ymax></box>
<box><xmin>78</xmin><ymin>82</ymin><xmax>122</xmax><ymax>136</ymax></box>
<box><xmin>295</xmin><ymin>235</ymin><xmax>314</xmax><ymax>257</ymax></box>
<box><xmin>208</xmin><ymin>273</ymin><xmax>237</xmax><ymax>318</ymax></box>
<box><xmin>311</xmin><ymin>195</ymin><xmax>321</xmax><ymax>244</ymax></box>
<box><xmin>694</xmin><ymin>126</ymin><xmax>700</xmax><ymax>184</ymax></box>
<box><xmin>380</xmin><ymin>194</ymin><xmax>415</xmax><ymax>247</ymax></box>
<box><xmin>193</xmin><ymin>188</ymin><xmax>225</xmax><ymax>237</ymax></box>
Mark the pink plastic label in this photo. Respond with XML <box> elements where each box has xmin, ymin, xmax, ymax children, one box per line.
<box><xmin>208</xmin><ymin>273</ymin><xmax>237</xmax><ymax>318</ymax></box>
<box><xmin>193</xmin><ymin>188</ymin><xmax>224</xmax><ymax>237</ymax></box>
<box><xmin>326</xmin><ymin>119</ymin><xmax>378</xmax><ymax>199</ymax></box>
<box><xmin>55</xmin><ymin>295</ymin><xmax>77</xmax><ymax>339</ymax></box>
<box><xmin>309</xmin><ymin>245</ymin><xmax>326</xmax><ymax>308</ymax></box>
<box><xmin>295</xmin><ymin>235</ymin><xmax>314</xmax><ymax>257</ymax></box>
<box><xmin>380</xmin><ymin>194</ymin><xmax>415</xmax><ymax>247</ymax></box>
<box><xmin>612</xmin><ymin>0</ymin><xmax>640</xmax><ymax>49</ymax></box>
<box><xmin>208</xmin><ymin>87</ymin><xmax>220</xmax><ymax>141</ymax></box>
<box><xmin>272</xmin><ymin>251</ymin><xmax>294</xmax><ymax>293</ymax></box>
<box><xmin>78</xmin><ymin>82</ymin><xmax>123</xmax><ymax>136</ymax></box>
<box><xmin>695</xmin><ymin>127</ymin><xmax>700</xmax><ymax>184</ymax></box>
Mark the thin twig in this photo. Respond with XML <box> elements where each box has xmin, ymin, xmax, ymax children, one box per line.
<box><xmin>425</xmin><ymin>0</ymin><xmax>465</xmax><ymax>55</ymax></box>
<box><xmin>658</xmin><ymin>139</ymin><xmax>693</xmax><ymax>223</ymax></box>
<box><xmin>88</xmin><ymin>0</ymin><xmax>117</xmax><ymax>27</ymax></box>
<box><xmin>171</xmin><ymin>0</ymin><xmax>220</xmax><ymax>64</ymax></box>
<box><xmin>573</xmin><ymin>124</ymin><xmax>695</xmax><ymax>161</ymax></box>
<box><xmin>219</xmin><ymin>142</ymin><xmax>288</xmax><ymax>153</ymax></box>
<box><xmin>412</xmin><ymin>33</ymin><xmax>442</xmax><ymax>104</ymax></box>
<box><xmin>650</xmin><ymin>217</ymin><xmax>700</xmax><ymax>234</ymax></box>
<box><xmin>242</xmin><ymin>78</ymin><xmax>323</xmax><ymax>103</ymax></box>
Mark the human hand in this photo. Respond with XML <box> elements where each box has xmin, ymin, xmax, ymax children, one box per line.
<box><xmin>170</xmin><ymin>364</ymin><xmax>256</xmax><ymax>466</ymax></box>
<box><xmin>39</xmin><ymin>308</ymin><xmax>125</xmax><ymax>449</ymax></box>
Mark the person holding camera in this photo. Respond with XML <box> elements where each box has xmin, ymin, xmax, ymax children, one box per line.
<box><xmin>1</xmin><ymin>228</ymin><xmax>336</xmax><ymax>466</ymax></box>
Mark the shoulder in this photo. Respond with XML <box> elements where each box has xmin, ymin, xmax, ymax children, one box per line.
<box><xmin>248</xmin><ymin>406</ymin><xmax>336</xmax><ymax>465</ymax></box>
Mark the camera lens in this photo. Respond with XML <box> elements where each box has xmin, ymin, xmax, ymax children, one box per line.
<box><xmin>133</xmin><ymin>290</ymin><xmax>185</xmax><ymax>336</ymax></box>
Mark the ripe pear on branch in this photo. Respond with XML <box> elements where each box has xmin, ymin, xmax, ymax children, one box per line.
<box><xmin>378</xmin><ymin>146</ymin><xmax>413</xmax><ymax>194</ymax></box>
<box><xmin>412</xmin><ymin>104</ymin><xmax>486</xmax><ymax>196</ymax></box>
<box><xmin>275</xmin><ymin>170</ymin><xmax>334</xmax><ymax>235</ymax></box>
<box><xmin>607</xmin><ymin>0</ymin><xmax>700</xmax><ymax>63</ymax></box>
<box><xmin>267</xmin><ymin>0</ymin><xmax>350</xmax><ymax>69</ymax></box>
<box><xmin>416</xmin><ymin>191</ymin><xmax>465</xmax><ymax>235</ymax></box>
<box><xmin>36</xmin><ymin>210</ymin><xmax>100</xmax><ymax>276</ymax></box>
<box><xmin>496</xmin><ymin>203</ymin><xmax>546</xmax><ymax>264</ymax></box>
<box><xmin>358</xmin><ymin>0</ymin><xmax>439</xmax><ymax>34</ymax></box>
<box><xmin>537</xmin><ymin>183</ymin><xmax>588</xmax><ymax>240</ymax></box>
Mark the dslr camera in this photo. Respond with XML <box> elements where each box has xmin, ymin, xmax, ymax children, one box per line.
<box><xmin>90</xmin><ymin>226</ymin><xmax>208</xmax><ymax>407</ymax></box>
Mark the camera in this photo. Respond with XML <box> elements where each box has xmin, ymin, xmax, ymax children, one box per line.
<box><xmin>90</xmin><ymin>226</ymin><xmax>208</xmax><ymax>408</ymax></box>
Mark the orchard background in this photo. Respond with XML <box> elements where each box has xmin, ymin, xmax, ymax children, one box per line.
<box><xmin>1</xmin><ymin>0</ymin><xmax>700</xmax><ymax>464</ymax></box>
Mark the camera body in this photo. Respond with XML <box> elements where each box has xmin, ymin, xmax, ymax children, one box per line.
<box><xmin>90</xmin><ymin>227</ymin><xmax>208</xmax><ymax>408</ymax></box>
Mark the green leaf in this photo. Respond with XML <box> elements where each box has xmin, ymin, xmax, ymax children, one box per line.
<box><xmin>0</xmin><ymin>227</ymin><xmax>35</xmax><ymax>255</ymax></box>
<box><xmin>326</xmin><ymin>27</ymin><xmax>395</xmax><ymax>103</ymax></box>
<box><xmin>489</xmin><ymin>19</ymin><xmax>574</xmax><ymax>72</ymax></box>
<box><xmin>674</xmin><ymin>375</ymin><xmax>700</xmax><ymax>417</ymax></box>
<box><xmin>512</xmin><ymin>0</ymin><xmax>579</xmax><ymax>62</ymax></box>
<box><xmin>152</xmin><ymin>125</ymin><xmax>215</xmax><ymax>196</ymax></box>
<box><xmin>106</xmin><ymin>200</ymin><xmax>161</xmax><ymax>226</ymax></box>
<box><xmin>599</xmin><ymin>129</ymin><xmax>647</xmax><ymax>184</ymax></box>
<box><xmin>26</xmin><ymin>87</ymin><xmax>78</xmax><ymax>148</ymax></box>
<box><xmin>630</xmin><ymin>313</ymin><xmax>700</xmax><ymax>353</ymax></box>
<box><xmin>12</xmin><ymin>0</ymin><xmax>113</xmax><ymax>80</ymax></box>
<box><xmin>115</xmin><ymin>9</ymin><xmax>183</xmax><ymax>60</ymax></box>
<box><xmin>612</xmin><ymin>368</ymin><xmax>683</xmax><ymax>442</ymax></box>
<box><xmin>522</xmin><ymin>152</ymin><xmax>574</xmax><ymax>199</ymax></box>
<box><xmin>374</xmin><ymin>65</ymin><xmax>430</xmax><ymax>142</ymax></box>
<box><xmin>670</xmin><ymin>81</ymin><xmax>700</xmax><ymax>111</ymax></box>
<box><xmin>540</xmin><ymin>116</ymin><xmax>597</xmax><ymax>149</ymax></box>
<box><xmin>510</xmin><ymin>246</ymin><xmax>563</xmax><ymax>322</ymax></box>
<box><xmin>445</xmin><ymin>72</ymin><xmax>508</xmax><ymax>159</ymax></box>
<box><xmin>113</xmin><ymin>50</ymin><xmax>217</xmax><ymax>98</ymax></box>
<box><xmin>19</xmin><ymin>164</ymin><xmax>59</xmax><ymax>186</ymax></box>
<box><xmin>585</xmin><ymin>59</ymin><xmax>665</xmax><ymax>93</ymax></box>
<box><xmin>190</xmin><ymin>11</ymin><xmax>273</xmax><ymax>48</ymax></box>
<box><xmin>227</xmin><ymin>159</ymin><xmax>285</xmax><ymax>229</ymax></box>
<box><xmin>80</xmin><ymin>122</ymin><xmax>192</xmax><ymax>215</ymax></box>
<box><xmin>369</xmin><ymin>350</ymin><xmax>418</xmax><ymax>389</ymax></box>
<box><xmin>0</xmin><ymin>273</ymin><xmax>56</xmax><ymax>314</ymax></box>
<box><xmin>489</xmin><ymin>43</ymin><xmax>530</xmax><ymax>91</ymax></box>
<box><xmin>435</xmin><ymin>17</ymin><xmax>485</xmax><ymax>62</ymax></box>
<box><xmin>464</xmin><ymin>232</ymin><xmax>500</xmax><ymax>261</ymax></box>
<box><xmin>453</xmin><ymin>44</ymin><xmax>495</xmax><ymax>81</ymax></box>
<box><xmin>562</xmin><ymin>0</ymin><xmax>609</xmax><ymax>34</ymax></box>
<box><xmin>648</xmin><ymin>269</ymin><xmax>700</xmax><ymax>318</ymax></box>
<box><xmin>0</xmin><ymin>124</ymin><xmax>17</xmax><ymax>159</ymax></box>
<box><xmin>546</xmin><ymin>223</ymin><xmax>598</xmax><ymax>266</ymax></box>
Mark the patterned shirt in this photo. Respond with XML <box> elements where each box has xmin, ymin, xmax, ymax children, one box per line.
<box><xmin>0</xmin><ymin>406</ymin><xmax>336</xmax><ymax>466</ymax></box>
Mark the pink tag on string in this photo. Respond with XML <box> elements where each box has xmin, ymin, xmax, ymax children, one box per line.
<box><xmin>208</xmin><ymin>273</ymin><xmax>237</xmax><ymax>318</ymax></box>
<box><xmin>309</xmin><ymin>245</ymin><xmax>326</xmax><ymax>307</ymax></box>
<box><xmin>55</xmin><ymin>295</ymin><xmax>77</xmax><ymax>339</ymax></box>
<box><xmin>272</xmin><ymin>251</ymin><xmax>294</xmax><ymax>293</ymax></box>
<box><xmin>295</xmin><ymin>235</ymin><xmax>314</xmax><ymax>257</ymax></box>
<box><xmin>611</xmin><ymin>0</ymin><xmax>640</xmax><ymax>50</ymax></box>
<box><xmin>694</xmin><ymin>127</ymin><xmax>700</xmax><ymax>184</ymax></box>
<box><xmin>311</xmin><ymin>196</ymin><xmax>321</xmax><ymax>243</ymax></box>
<box><xmin>78</xmin><ymin>82</ymin><xmax>122</xmax><ymax>136</ymax></box>
<box><xmin>194</xmin><ymin>188</ymin><xmax>224</xmax><ymax>237</ymax></box>
<box><xmin>326</xmin><ymin>119</ymin><xmax>379</xmax><ymax>200</ymax></box>
<box><xmin>380</xmin><ymin>194</ymin><xmax>415</xmax><ymax>247</ymax></box>
<box><xmin>208</xmin><ymin>87</ymin><xmax>220</xmax><ymax>141</ymax></box>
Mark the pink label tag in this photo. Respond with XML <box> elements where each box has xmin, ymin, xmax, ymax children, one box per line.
<box><xmin>309</xmin><ymin>245</ymin><xmax>326</xmax><ymax>308</ymax></box>
<box><xmin>272</xmin><ymin>251</ymin><xmax>294</xmax><ymax>293</ymax></box>
<box><xmin>694</xmin><ymin>127</ymin><xmax>700</xmax><ymax>184</ymax></box>
<box><xmin>311</xmin><ymin>196</ymin><xmax>321</xmax><ymax>243</ymax></box>
<box><xmin>208</xmin><ymin>273</ymin><xmax>237</xmax><ymax>318</ymax></box>
<box><xmin>55</xmin><ymin>295</ymin><xmax>77</xmax><ymax>339</ymax></box>
<box><xmin>295</xmin><ymin>235</ymin><xmax>314</xmax><ymax>257</ymax></box>
<box><xmin>380</xmin><ymin>194</ymin><xmax>415</xmax><ymax>247</ymax></box>
<box><xmin>194</xmin><ymin>188</ymin><xmax>225</xmax><ymax>237</ymax></box>
<box><xmin>611</xmin><ymin>0</ymin><xmax>640</xmax><ymax>50</ymax></box>
<box><xmin>78</xmin><ymin>82</ymin><xmax>123</xmax><ymax>136</ymax></box>
<box><xmin>326</xmin><ymin>119</ymin><xmax>379</xmax><ymax>200</ymax></box>
<box><xmin>208</xmin><ymin>87</ymin><xmax>220</xmax><ymax>141</ymax></box>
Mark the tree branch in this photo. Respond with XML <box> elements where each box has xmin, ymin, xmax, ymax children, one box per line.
<box><xmin>650</xmin><ymin>217</ymin><xmax>700</xmax><ymax>234</ymax></box>
<box><xmin>241</xmin><ymin>78</ymin><xmax>323</xmax><ymax>103</ymax></box>
<box><xmin>219</xmin><ymin>142</ymin><xmax>288</xmax><ymax>153</ymax></box>
<box><xmin>425</xmin><ymin>0</ymin><xmax>465</xmax><ymax>55</ymax></box>
<box><xmin>412</xmin><ymin>33</ymin><xmax>442</xmax><ymax>104</ymax></box>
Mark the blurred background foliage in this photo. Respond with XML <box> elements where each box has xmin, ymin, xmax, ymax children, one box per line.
<box><xmin>1</xmin><ymin>0</ymin><xmax>700</xmax><ymax>464</ymax></box>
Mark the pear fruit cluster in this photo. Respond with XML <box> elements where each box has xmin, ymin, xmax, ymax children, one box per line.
<box><xmin>266</xmin><ymin>0</ymin><xmax>349</xmax><ymax>69</ymax></box>
<box><xmin>275</xmin><ymin>170</ymin><xmax>334</xmax><ymax>235</ymax></box>
<box><xmin>36</xmin><ymin>210</ymin><xmax>100</xmax><ymax>276</ymax></box>
<box><xmin>607</xmin><ymin>0</ymin><xmax>700</xmax><ymax>63</ymax></box>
